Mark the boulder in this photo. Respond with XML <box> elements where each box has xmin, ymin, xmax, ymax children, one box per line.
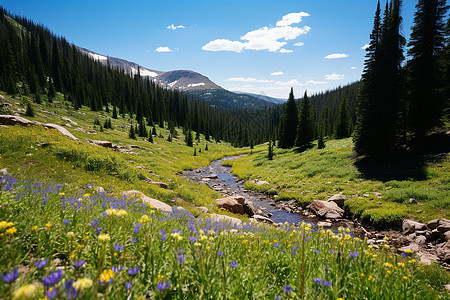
<box><xmin>308</xmin><ymin>200</ymin><xmax>344</xmax><ymax>219</ymax></box>
<box><xmin>0</xmin><ymin>114</ymin><xmax>38</xmax><ymax>126</ymax></box>
<box><xmin>243</xmin><ymin>200</ymin><xmax>256</xmax><ymax>217</ymax></box>
<box><xmin>95</xmin><ymin>186</ymin><xmax>105</xmax><ymax>193</ymax></box>
<box><xmin>398</xmin><ymin>243</ymin><xmax>420</xmax><ymax>253</ymax></box>
<box><xmin>436</xmin><ymin>242</ymin><xmax>450</xmax><ymax>262</ymax></box>
<box><xmin>42</xmin><ymin>123</ymin><xmax>79</xmax><ymax>141</ymax></box>
<box><xmin>251</xmin><ymin>215</ymin><xmax>275</xmax><ymax>225</ymax></box>
<box><xmin>256</xmin><ymin>180</ymin><xmax>269</xmax><ymax>186</ymax></box>
<box><xmin>208</xmin><ymin>213</ymin><xmax>242</xmax><ymax>226</ymax></box>
<box><xmin>0</xmin><ymin>168</ymin><xmax>7</xmax><ymax>176</ymax></box>
<box><xmin>197</xmin><ymin>207</ymin><xmax>208</xmax><ymax>214</ymax></box>
<box><xmin>402</xmin><ymin>219</ymin><xmax>426</xmax><ymax>235</ymax></box>
<box><xmin>415</xmin><ymin>235</ymin><xmax>427</xmax><ymax>245</ymax></box>
<box><xmin>317</xmin><ymin>221</ymin><xmax>333</xmax><ymax>228</ymax></box>
<box><xmin>123</xmin><ymin>190</ymin><xmax>172</xmax><ymax>212</ymax></box>
<box><xmin>418</xmin><ymin>252</ymin><xmax>440</xmax><ymax>265</ymax></box>
<box><xmin>61</xmin><ymin>117</ymin><xmax>78</xmax><ymax>125</ymax></box>
<box><xmin>89</xmin><ymin>140</ymin><xmax>117</xmax><ymax>148</ymax></box>
<box><xmin>232</xmin><ymin>196</ymin><xmax>246</xmax><ymax>205</ymax></box>
<box><xmin>216</xmin><ymin>197</ymin><xmax>244</xmax><ymax>215</ymax></box>
<box><xmin>426</xmin><ymin>219</ymin><xmax>440</xmax><ymax>230</ymax></box>
<box><xmin>327</xmin><ymin>194</ymin><xmax>346</xmax><ymax>207</ymax></box>
<box><xmin>436</xmin><ymin>220</ymin><xmax>450</xmax><ymax>236</ymax></box>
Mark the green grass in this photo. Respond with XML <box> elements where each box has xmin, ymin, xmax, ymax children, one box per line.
<box><xmin>0</xmin><ymin>180</ymin><xmax>448</xmax><ymax>299</ymax></box>
<box><xmin>226</xmin><ymin>139</ymin><xmax>449</xmax><ymax>228</ymax></box>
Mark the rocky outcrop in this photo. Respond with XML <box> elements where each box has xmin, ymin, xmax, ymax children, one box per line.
<box><xmin>0</xmin><ymin>115</ymin><xmax>79</xmax><ymax>141</ymax></box>
<box><xmin>251</xmin><ymin>215</ymin><xmax>274</xmax><ymax>225</ymax></box>
<box><xmin>123</xmin><ymin>190</ymin><xmax>172</xmax><ymax>212</ymax></box>
<box><xmin>402</xmin><ymin>219</ymin><xmax>426</xmax><ymax>235</ymax></box>
<box><xmin>243</xmin><ymin>200</ymin><xmax>256</xmax><ymax>217</ymax></box>
<box><xmin>327</xmin><ymin>194</ymin><xmax>346</xmax><ymax>207</ymax></box>
<box><xmin>208</xmin><ymin>213</ymin><xmax>242</xmax><ymax>226</ymax></box>
<box><xmin>308</xmin><ymin>200</ymin><xmax>344</xmax><ymax>219</ymax></box>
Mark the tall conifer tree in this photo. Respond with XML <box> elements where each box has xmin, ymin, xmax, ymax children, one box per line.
<box><xmin>295</xmin><ymin>91</ymin><xmax>314</xmax><ymax>148</ymax></box>
<box><xmin>278</xmin><ymin>88</ymin><xmax>298</xmax><ymax>148</ymax></box>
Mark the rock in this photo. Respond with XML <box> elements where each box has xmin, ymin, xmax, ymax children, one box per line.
<box><xmin>402</xmin><ymin>219</ymin><xmax>426</xmax><ymax>235</ymax></box>
<box><xmin>255</xmin><ymin>180</ymin><xmax>269</xmax><ymax>186</ymax></box>
<box><xmin>95</xmin><ymin>186</ymin><xmax>105</xmax><ymax>193</ymax></box>
<box><xmin>415</xmin><ymin>235</ymin><xmax>427</xmax><ymax>245</ymax></box>
<box><xmin>208</xmin><ymin>214</ymin><xmax>242</xmax><ymax>226</ymax></box>
<box><xmin>418</xmin><ymin>252</ymin><xmax>440</xmax><ymax>265</ymax></box>
<box><xmin>426</xmin><ymin>219</ymin><xmax>440</xmax><ymax>230</ymax></box>
<box><xmin>317</xmin><ymin>221</ymin><xmax>332</xmax><ymax>228</ymax></box>
<box><xmin>123</xmin><ymin>190</ymin><xmax>172</xmax><ymax>212</ymax></box>
<box><xmin>0</xmin><ymin>168</ymin><xmax>7</xmax><ymax>175</ymax></box>
<box><xmin>409</xmin><ymin>198</ymin><xmax>417</xmax><ymax>204</ymax></box>
<box><xmin>197</xmin><ymin>207</ymin><xmax>208</xmax><ymax>214</ymax></box>
<box><xmin>203</xmin><ymin>175</ymin><xmax>218</xmax><ymax>179</ymax></box>
<box><xmin>216</xmin><ymin>197</ymin><xmax>244</xmax><ymax>215</ymax></box>
<box><xmin>148</xmin><ymin>180</ymin><xmax>168</xmax><ymax>189</ymax></box>
<box><xmin>42</xmin><ymin>123</ymin><xmax>79</xmax><ymax>141</ymax></box>
<box><xmin>61</xmin><ymin>117</ymin><xmax>78</xmax><ymax>125</ymax></box>
<box><xmin>232</xmin><ymin>196</ymin><xmax>246</xmax><ymax>205</ymax></box>
<box><xmin>0</xmin><ymin>114</ymin><xmax>38</xmax><ymax>126</ymax></box>
<box><xmin>256</xmin><ymin>209</ymin><xmax>263</xmax><ymax>215</ymax></box>
<box><xmin>89</xmin><ymin>140</ymin><xmax>117</xmax><ymax>148</ymax></box>
<box><xmin>251</xmin><ymin>215</ymin><xmax>275</xmax><ymax>225</ymax></box>
<box><xmin>406</xmin><ymin>233</ymin><xmax>416</xmax><ymax>242</ymax></box>
<box><xmin>327</xmin><ymin>194</ymin><xmax>346</xmax><ymax>207</ymax></box>
<box><xmin>436</xmin><ymin>220</ymin><xmax>450</xmax><ymax>234</ymax></box>
<box><xmin>243</xmin><ymin>200</ymin><xmax>256</xmax><ymax>217</ymax></box>
<box><xmin>36</xmin><ymin>142</ymin><xmax>51</xmax><ymax>147</ymax></box>
<box><xmin>398</xmin><ymin>243</ymin><xmax>420</xmax><ymax>253</ymax></box>
<box><xmin>308</xmin><ymin>200</ymin><xmax>344</xmax><ymax>219</ymax></box>
<box><xmin>444</xmin><ymin>231</ymin><xmax>450</xmax><ymax>242</ymax></box>
<box><xmin>266</xmin><ymin>213</ymin><xmax>273</xmax><ymax>218</ymax></box>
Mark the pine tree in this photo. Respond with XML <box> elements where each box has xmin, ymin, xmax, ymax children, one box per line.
<box><xmin>193</xmin><ymin>148</ymin><xmax>197</xmax><ymax>156</ymax></box>
<box><xmin>148</xmin><ymin>130</ymin><xmax>153</xmax><ymax>143</ymax></box>
<box><xmin>268</xmin><ymin>139</ymin><xmax>274</xmax><ymax>160</ymax></box>
<box><xmin>335</xmin><ymin>96</ymin><xmax>351</xmax><ymax>139</ymax></box>
<box><xmin>129</xmin><ymin>123</ymin><xmax>136</xmax><ymax>139</ymax></box>
<box><xmin>278</xmin><ymin>88</ymin><xmax>298</xmax><ymax>148</ymax></box>
<box><xmin>25</xmin><ymin>101</ymin><xmax>34</xmax><ymax>117</ymax></box>
<box><xmin>295</xmin><ymin>91</ymin><xmax>314</xmax><ymax>148</ymax></box>
<box><xmin>152</xmin><ymin>127</ymin><xmax>157</xmax><ymax>136</ymax></box>
<box><xmin>205</xmin><ymin>143</ymin><xmax>208</xmax><ymax>151</ymax></box>
<box><xmin>48</xmin><ymin>80</ymin><xmax>56</xmax><ymax>100</ymax></box>
<box><xmin>318</xmin><ymin>128</ymin><xmax>325</xmax><ymax>149</ymax></box>
<box><xmin>112</xmin><ymin>105</ymin><xmax>118</xmax><ymax>119</ymax></box>
<box><xmin>167</xmin><ymin>134</ymin><xmax>172</xmax><ymax>142</ymax></box>
<box><xmin>34</xmin><ymin>92</ymin><xmax>41</xmax><ymax>105</ymax></box>
<box><xmin>185</xmin><ymin>130</ymin><xmax>193</xmax><ymax>147</ymax></box>
<box><xmin>407</xmin><ymin>0</ymin><xmax>449</xmax><ymax>142</ymax></box>
<box><xmin>138</xmin><ymin>119</ymin><xmax>147</xmax><ymax>137</ymax></box>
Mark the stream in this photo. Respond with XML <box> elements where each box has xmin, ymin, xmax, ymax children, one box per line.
<box><xmin>181</xmin><ymin>155</ymin><xmax>314</xmax><ymax>225</ymax></box>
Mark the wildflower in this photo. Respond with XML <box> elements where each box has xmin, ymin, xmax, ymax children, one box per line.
<box><xmin>139</xmin><ymin>215</ymin><xmax>150</xmax><ymax>223</ymax></box>
<box><xmin>156</xmin><ymin>281</ymin><xmax>171</xmax><ymax>291</ymax></box>
<box><xmin>384</xmin><ymin>262</ymin><xmax>393</xmax><ymax>268</ymax></box>
<box><xmin>45</xmin><ymin>223</ymin><xmax>52</xmax><ymax>228</ymax></box>
<box><xmin>397</xmin><ymin>262</ymin><xmax>405</xmax><ymax>267</ymax></box>
<box><xmin>83</xmin><ymin>193</ymin><xmax>91</xmax><ymax>198</ymax></box>
<box><xmin>32</xmin><ymin>226</ymin><xmax>38</xmax><ymax>230</ymax></box>
<box><xmin>88</xmin><ymin>219</ymin><xmax>99</xmax><ymax>227</ymax></box>
<box><xmin>387</xmin><ymin>270</ymin><xmax>392</xmax><ymax>275</ymax></box>
<box><xmin>113</xmin><ymin>243</ymin><xmax>123</xmax><ymax>252</ymax></box>
<box><xmin>35</xmin><ymin>258</ymin><xmax>49</xmax><ymax>269</ymax></box>
<box><xmin>126</xmin><ymin>282</ymin><xmax>132</xmax><ymax>291</ymax></box>
<box><xmin>217</xmin><ymin>251</ymin><xmax>224</xmax><ymax>256</ymax></box>
<box><xmin>42</xmin><ymin>270</ymin><xmax>64</xmax><ymax>287</ymax></box>
<box><xmin>360</xmin><ymin>273</ymin><xmax>365</xmax><ymax>277</ymax></box>
<box><xmin>368</xmin><ymin>275</ymin><xmax>373</xmax><ymax>281</ymax></box>
<box><xmin>0</xmin><ymin>221</ymin><xmax>13</xmax><ymax>231</ymax></box>
<box><xmin>349</xmin><ymin>251</ymin><xmax>359</xmax><ymax>258</ymax></box>
<box><xmin>59</xmin><ymin>192</ymin><xmax>65</xmax><ymax>196</ymax></box>
<box><xmin>408</xmin><ymin>259</ymin><xmax>416</xmax><ymax>264</ymax></box>
<box><xmin>275</xmin><ymin>295</ymin><xmax>281</xmax><ymax>300</ymax></box>
<box><xmin>194</xmin><ymin>242</ymin><xmax>201</xmax><ymax>247</ymax></box>
<box><xmin>13</xmin><ymin>284</ymin><xmax>36</xmax><ymax>299</ymax></box>
<box><xmin>313</xmin><ymin>278</ymin><xmax>332</xmax><ymax>287</ymax></box>
<box><xmin>116</xmin><ymin>209</ymin><xmax>127</xmax><ymax>217</ymax></box>
<box><xmin>98</xmin><ymin>233</ymin><xmax>110</xmax><ymax>241</ymax></box>
<box><xmin>1</xmin><ymin>268</ymin><xmax>19</xmax><ymax>283</ymax></box>
<box><xmin>133</xmin><ymin>222</ymin><xmax>142</xmax><ymax>233</ymax></box>
<box><xmin>401</xmin><ymin>252</ymin><xmax>407</xmax><ymax>258</ymax></box>
<box><xmin>96</xmin><ymin>227</ymin><xmax>102</xmax><ymax>235</ymax></box>
<box><xmin>157</xmin><ymin>275</ymin><xmax>165</xmax><ymax>281</ymax></box>
<box><xmin>178</xmin><ymin>253</ymin><xmax>185</xmax><ymax>264</ymax></box>
<box><xmin>274</xmin><ymin>243</ymin><xmax>280</xmax><ymax>248</ymax></box>
<box><xmin>283</xmin><ymin>284</ymin><xmax>293</xmax><ymax>293</ymax></box>
<box><xmin>132</xmin><ymin>238</ymin><xmax>140</xmax><ymax>243</ymax></box>
<box><xmin>6</xmin><ymin>227</ymin><xmax>17</xmax><ymax>235</ymax></box>
<box><xmin>67</xmin><ymin>232</ymin><xmax>75</xmax><ymax>238</ymax></box>
<box><xmin>99</xmin><ymin>269</ymin><xmax>115</xmax><ymax>284</ymax></box>
<box><xmin>73</xmin><ymin>260</ymin><xmax>85</xmax><ymax>269</ymax></box>
<box><xmin>63</xmin><ymin>219</ymin><xmax>70</xmax><ymax>225</ymax></box>
<box><xmin>127</xmin><ymin>266</ymin><xmax>139</xmax><ymax>276</ymax></box>
<box><xmin>189</xmin><ymin>236</ymin><xmax>197</xmax><ymax>243</ymax></box>
<box><xmin>337</xmin><ymin>298</ymin><xmax>344</xmax><ymax>300</ymax></box>
<box><xmin>315</xmin><ymin>250</ymin><xmax>321</xmax><ymax>254</ymax></box>
<box><xmin>46</xmin><ymin>287</ymin><xmax>57</xmax><ymax>299</ymax></box>
<box><xmin>403</xmin><ymin>276</ymin><xmax>408</xmax><ymax>280</ymax></box>
<box><xmin>112</xmin><ymin>266</ymin><xmax>124</xmax><ymax>273</ymax></box>
<box><xmin>171</xmin><ymin>232</ymin><xmax>183</xmax><ymax>241</ymax></box>
<box><xmin>73</xmin><ymin>277</ymin><xmax>93</xmax><ymax>291</ymax></box>
<box><xmin>230</xmin><ymin>261</ymin><xmax>238</xmax><ymax>269</ymax></box>
<box><xmin>404</xmin><ymin>249</ymin><xmax>412</xmax><ymax>254</ymax></box>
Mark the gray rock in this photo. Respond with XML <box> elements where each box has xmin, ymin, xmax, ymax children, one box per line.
<box><xmin>398</xmin><ymin>243</ymin><xmax>420</xmax><ymax>253</ymax></box>
<box><xmin>418</xmin><ymin>252</ymin><xmax>440</xmax><ymax>265</ymax></box>
<box><xmin>255</xmin><ymin>180</ymin><xmax>269</xmax><ymax>186</ymax></box>
<box><xmin>327</xmin><ymin>194</ymin><xmax>346</xmax><ymax>207</ymax></box>
<box><xmin>402</xmin><ymin>219</ymin><xmax>426</xmax><ymax>235</ymax></box>
<box><xmin>415</xmin><ymin>235</ymin><xmax>427</xmax><ymax>245</ymax></box>
<box><xmin>197</xmin><ymin>207</ymin><xmax>208</xmax><ymax>214</ymax></box>
<box><xmin>216</xmin><ymin>197</ymin><xmax>244</xmax><ymax>215</ymax></box>
<box><xmin>308</xmin><ymin>200</ymin><xmax>344</xmax><ymax>219</ymax></box>
<box><xmin>95</xmin><ymin>186</ymin><xmax>105</xmax><ymax>193</ymax></box>
<box><xmin>123</xmin><ymin>190</ymin><xmax>172</xmax><ymax>212</ymax></box>
<box><xmin>317</xmin><ymin>221</ymin><xmax>332</xmax><ymax>228</ymax></box>
<box><xmin>243</xmin><ymin>200</ymin><xmax>256</xmax><ymax>217</ymax></box>
<box><xmin>426</xmin><ymin>219</ymin><xmax>440</xmax><ymax>230</ymax></box>
<box><xmin>0</xmin><ymin>168</ymin><xmax>7</xmax><ymax>175</ymax></box>
<box><xmin>252</xmin><ymin>215</ymin><xmax>274</xmax><ymax>225</ymax></box>
<box><xmin>208</xmin><ymin>214</ymin><xmax>242</xmax><ymax>226</ymax></box>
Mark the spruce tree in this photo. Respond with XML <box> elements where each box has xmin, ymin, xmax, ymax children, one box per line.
<box><xmin>295</xmin><ymin>91</ymin><xmax>314</xmax><ymax>148</ymax></box>
<box><xmin>167</xmin><ymin>134</ymin><xmax>172</xmax><ymax>142</ymax></box>
<box><xmin>407</xmin><ymin>0</ymin><xmax>449</xmax><ymax>142</ymax></box>
<box><xmin>148</xmin><ymin>129</ymin><xmax>153</xmax><ymax>143</ymax></box>
<box><xmin>335</xmin><ymin>96</ymin><xmax>351</xmax><ymax>139</ymax></box>
<box><xmin>47</xmin><ymin>81</ymin><xmax>56</xmax><ymax>100</ymax></box>
<box><xmin>268</xmin><ymin>139</ymin><xmax>274</xmax><ymax>160</ymax></box>
<box><xmin>205</xmin><ymin>143</ymin><xmax>208</xmax><ymax>151</ymax></box>
<box><xmin>185</xmin><ymin>130</ymin><xmax>193</xmax><ymax>147</ymax></box>
<box><xmin>25</xmin><ymin>101</ymin><xmax>34</xmax><ymax>117</ymax></box>
<box><xmin>193</xmin><ymin>148</ymin><xmax>197</xmax><ymax>156</ymax></box>
<box><xmin>129</xmin><ymin>123</ymin><xmax>136</xmax><ymax>139</ymax></box>
<box><xmin>278</xmin><ymin>88</ymin><xmax>298</xmax><ymax>148</ymax></box>
<box><xmin>318</xmin><ymin>128</ymin><xmax>325</xmax><ymax>149</ymax></box>
<box><xmin>152</xmin><ymin>127</ymin><xmax>157</xmax><ymax>136</ymax></box>
<box><xmin>112</xmin><ymin>105</ymin><xmax>118</xmax><ymax>119</ymax></box>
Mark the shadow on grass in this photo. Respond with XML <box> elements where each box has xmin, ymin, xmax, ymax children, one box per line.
<box><xmin>354</xmin><ymin>132</ymin><xmax>449</xmax><ymax>182</ymax></box>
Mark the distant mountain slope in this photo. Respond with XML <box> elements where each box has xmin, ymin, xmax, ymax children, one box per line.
<box><xmin>233</xmin><ymin>91</ymin><xmax>286</xmax><ymax>104</ymax></box>
<box><xmin>78</xmin><ymin>48</ymin><xmax>274</xmax><ymax>110</ymax></box>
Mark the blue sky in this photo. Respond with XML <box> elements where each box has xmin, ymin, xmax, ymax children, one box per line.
<box><xmin>2</xmin><ymin>0</ymin><xmax>422</xmax><ymax>98</ymax></box>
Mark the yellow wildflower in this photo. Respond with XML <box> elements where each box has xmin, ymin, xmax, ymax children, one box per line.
<box><xmin>0</xmin><ymin>221</ymin><xmax>13</xmax><ymax>231</ymax></box>
<box><xmin>387</xmin><ymin>270</ymin><xmax>392</xmax><ymax>275</ymax></box>
<box><xmin>59</xmin><ymin>192</ymin><xmax>65</xmax><ymax>196</ymax></box>
<box><xmin>32</xmin><ymin>226</ymin><xmax>38</xmax><ymax>230</ymax></box>
<box><xmin>6</xmin><ymin>227</ymin><xmax>17</xmax><ymax>235</ymax></box>
<box><xmin>78</xmin><ymin>244</ymin><xmax>84</xmax><ymax>248</ymax></box>
<box><xmin>194</xmin><ymin>242</ymin><xmax>201</xmax><ymax>247</ymax></box>
<box><xmin>170</xmin><ymin>233</ymin><xmax>183</xmax><ymax>241</ymax></box>
<box><xmin>139</xmin><ymin>215</ymin><xmax>150</xmax><ymax>223</ymax></box>
<box><xmin>337</xmin><ymin>298</ymin><xmax>344</xmax><ymax>300</ymax></box>
<box><xmin>13</xmin><ymin>284</ymin><xmax>36</xmax><ymax>299</ymax></box>
<box><xmin>408</xmin><ymin>259</ymin><xmax>416</xmax><ymax>264</ymax></box>
<box><xmin>368</xmin><ymin>275</ymin><xmax>373</xmax><ymax>281</ymax></box>
<box><xmin>200</xmin><ymin>235</ymin><xmax>208</xmax><ymax>241</ymax></box>
<box><xmin>73</xmin><ymin>278</ymin><xmax>93</xmax><ymax>291</ymax></box>
<box><xmin>403</xmin><ymin>276</ymin><xmax>408</xmax><ymax>280</ymax></box>
<box><xmin>99</xmin><ymin>269</ymin><xmax>115</xmax><ymax>282</ymax></box>
<box><xmin>404</xmin><ymin>249</ymin><xmax>412</xmax><ymax>254</ymax></box>
<box><xmin>157</xmin><ymin>275</ymin><xmax>165</xmax><ymax>281</ymax></box>
<box><xmin>116</xmin><ymin>209</ymin><xmax>127</xmax><ymax>217</ymax></box>
<box><xmin>384</xmin><ymin>262</ymin><xmax>393</xmax><ymax>268</ymax></box>
<box><xmin>83</xmin><ymin>193</ymin><xmax>91</xmax><ymax>198</ymax></box>
<box><xmin>242</xmin><ymin>240</ymin><xmax>247</xmax><ymax>244</ymax></box>
<box><xmin>398</xmin><ymin>262</ymin><xmax>405</xmax><ymax>267</ymax></box>
<box><xmin>45</xmin><ymin>223</ymin><xmax>52</xmax><ymax>228</ymax></box>
<box><xmin>360</xmin><ymin>273</ymin><xmax>365</xmax><ymax>277</ymax></box>
<box><xmin>67</xmin><ymin>232</ymin><xmax>75</xmax><ymax>238</ymax></box>
<box><xmin>98</xmin><ymin>234</ymin><xmax>110</xmax><ymax>241</ymax></box>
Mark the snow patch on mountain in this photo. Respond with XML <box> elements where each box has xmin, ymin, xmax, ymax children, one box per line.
<box><xmin>88</xmin><ymin>53</ymin><xmax>108</xmax><ymax>61</ymax></box>
<box><xmin>187</xmin><ymin>83</ymin><xmax>205</xmax><ymax>88</ymax></box>
<box><xmin>168</xmin><ymin>80</ymin><xmax>178</xmax><ymax>87</ymax></box>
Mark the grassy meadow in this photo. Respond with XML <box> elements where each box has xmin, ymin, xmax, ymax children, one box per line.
<box><xmin>225</xmin><ymin>139</ymin><xmax>450</xmax><ymax>228</ymax></box>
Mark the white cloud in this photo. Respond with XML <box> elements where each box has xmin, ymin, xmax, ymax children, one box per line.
<box><xmin>361</xmin><ymin>44</ymin><xmax>370</xmax><ymax>50</ymax></box>
<box><xmin>324</xmin><ymin>73</ymin><xmax>344</xmax><ymax>80</ymax></box>
<box><xmin>155</xmin><ymin>46</ymin><xmax>173</xmax><ymax>52</ymax></box>
<box><xmin>275</xmin><ymin>79</ymin><xmax>303</xmax><ymax>86</ymax></box>
<box><xmin>350</xmin><ymin>66</ymin><xmax>357</xmax><ymax>70</ymax></box>
<box><xmin>202</xmin><ymin>13</ymin><xmax>310</xmax><ymax>53</ymax></box>
<box><xmin>276</xmin><ymin>12</ymin><xmax>310</xmax><ymax>27</ymax></box>
<box><xmin>324</xmin><ymin>53</ymin><xmax>348</xmax><ymax>59</ymax></box>
<box><xmin>226</xmin><ymin>77</ymin><xmax>274</xmax><ymax>83</ymax></box>
<box><xmin>270</xmin><ymin>71</ymin><xmax>284</xmax><ymax>76</ymax></box>
<box><xmin>167</xmin><ymin>24</ymin><xmax>186</xmax><ymax>30</ymax></box>
<box><xmin>305</xmin><ymin>80</ymin><xmax>327</xmax><ymax>85</ymax></box>
<box><xmin>201</xmin><ymin>39</ymin><xmax>246</xmax><ymax>52</ymax></box>
<box><xmin>294</xmin><ymin>42</ymin><xmax>304</xmax><ymax>47</ymax></box>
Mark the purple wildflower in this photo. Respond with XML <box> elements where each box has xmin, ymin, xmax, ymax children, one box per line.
<box><xmin>64</xmin><ymin>279</ymin><xmax>77</xmax><ymax>299</ymax></box>
<box><xmin>131</xmin><ymin>238</ymin><xmax>139</xmax><ymax>243</ymax></box>
<box><xmin>313</xmin><ymin>278</ymin><xmax>332</xmax><ymax>287</ymax></box>
<box><xmin>315</xmin><ymin>250</ymin><xmax>321</xmax><ymax>254</ymax></box>
<box><xmin>46</xmin><ymin>288</ymin><xmax>57</xmax><ymax>299</ymax></box>
<box><xmin>112</xmin><ymin>265</ymin><xmax>124</xmax><ymax>273</ymax></box>
<box><xmin>275</xmin><ymin>295</ymin><xmax>281</xmax><ymax>300</ymax></box>
<box><xmin>73</xmin><ymin>260</ymin><xmax>85</xmax><ymax>269</ymax></box>
<box><xmin>127</xmin><ymin>266</ymin><xmax>139</xmax><ymax>276</ymax></box>
<box><xmin>42</xmin><ymin>270</ymin><xmax>64</xmax><ymax>287</ymax></box>
<box><xmin>159</xmin><ymin>229</ymin><xmax>166</xmax><ymax>236</ymax></box>
<box><xmin>217</xmin><ymin>251</ymin><xmax>224</xmax><ymax>257</ymax></box>
<box><xmin>178</xmin><ymin>253</ymin><xmax>185</xmax><ymax>264</ymax></box>
<box><xmin>96</xmin><ymin>227</ymin><xmax>103</xmax><ymax>235</ymax></box>
<box><xmin>349</xmin><ymin>251</ymin><xmax>359</xmax><ymax>258</ymax></box>
<box><xmin>1</xmin><ymin>268</ymin><xmax>19</xmax><ymax>283</ymax></box>
<box><xmin>89</xmin><ymin>218</ymin><xmax>99</xmax><ymax>227</ymax></box>
<box><xmin>133</xmin><ymin>222</ymin><xmax>142</xmax><ymax>233</ymax></box>
<box><xmin>189</xmin><ymin>236</ymin><xmax>197</xmax><ymax>243</ymax></box>
<box><xmin>283</xmin><ymin>284</ymin><xmax>293</xmax><ymax>293</ymax></box>
<box><xmin>230</xmin><ymin>261</ymin><xmax>238</xmax><ymax>269</ymax></box>
<box><xmin>113</xmin><ymin>243</ymin><xmax>123</xmax><ymax>252</ymax></box>
<box><xmin>35</xmin><ymin>258</ymin><xmax>49</xmax><ymax>269</ymax></box>
<box><xmin>160</xmin><ymin>235</ymin><xmax>167</xmax><ymax>242</ymax></box>
<box><xmin>63</xmin><ymin>219</ymin><xmax>70</xmax><ymax>225</ymax></box>
<box><xmin>274</xmin><ymin>243</ymin><xmax>280</xmax><ymax>248</ymax></box>
<box><xmin>156</xmin><ymin>281</ymin><xmax>171</xmax><ymax>291</ymax></box>
<box><xmin>126</xmin><ymin>282</ymin><xmax>132</xmax><ymax>291</ymax></box>
<box><xmin>401</xmin><ymin>252</ymin><xmax>407</xmax><ymax>258</ymax></box>
<box><xmin>173</xmin><ymin>229</ymin><xmax>182</xmax><ymax>234</ymax></box>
